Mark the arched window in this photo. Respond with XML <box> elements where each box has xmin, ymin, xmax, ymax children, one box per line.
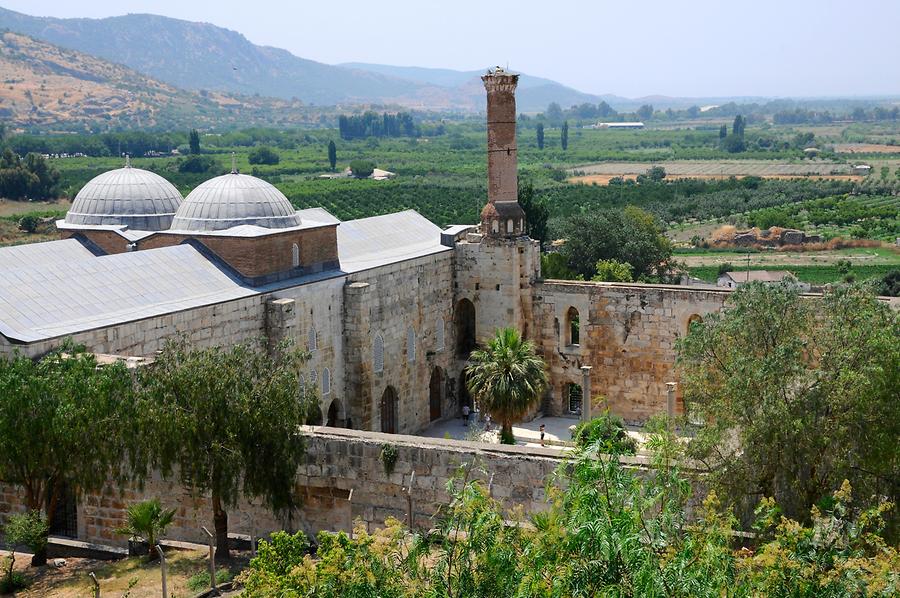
<box><xmin>436</xmin><ymin>317</ymin><xmax>445</xmax><ymax>351</ymax></box>
<box><xmin>566</xmin><ymin>307</ymin><xmax>580</xmax><ymax>346</ymax></box>
<box><xmin>407</xmin><ymin>326</ymin><xmax>416</xmax><ymax>363</ymax></box>
<box><xmin>506</xmin><ymin>218</ymin><xmax>514</xmax><ymax>233</ymax></box>
<box><xmin>308</xmin><ymin>325</ymin><xmax>318</xmax><ymax>352</ymax></box>
<box><xmin>322</xmin><ymin>367</ymin><xmax>331</xmax><ymax>395</ymax></box>
<box><xmin>492</xmin><ymin>220</ymin><xmax>499</xmax><ymax>234</ymax></box>
<box><xmin>291</xmin><ymin>243</ymin><xmax>300</xmax><ymax>268</ymax></box>
<box><xmin>373</xmin><ymin>334</ymin><xmax>384</xmax><ymax>373</ymax></box>
<box><xmin>686</xmin><ymin>314</ymin><xmax>703</xmax><ymax>334</ymax></box>
<box><xmin>309</xmin><ymin>369</ymin><xmax>318</xmax><ymax>386</ymax></box>
<box><xmin>566</xmin><ymin>383</ymin><xmax>583</xmax><ymax>415</ymax></box>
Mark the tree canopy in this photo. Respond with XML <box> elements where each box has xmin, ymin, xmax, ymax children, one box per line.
<box><xmin>136</xmin><ymin>339</ymin><xmax>315</xmax><ymax>558</ymax></box>
<box><xmin>0</xmin><ymin>150</ymin><xmax>60</xmax><ymax>200</ymax></box>
<box><xmin>554</xmin><ymin>206</ymin><xmax>675</xmax><ymax>281</ymax></box>
<box><xmin>0</xmin><ymin>345</ymin><xmax>136</xmax><ymax>564</ymax></box>
<box><xmin>677</xmin><ymin>282</ymin><xmax>900</xmax><ymax>537</ymax></box>
<box><xmin>248</xmin><ymin>146</ymin><xmax>280</xmax><ymax>165</ymax></box>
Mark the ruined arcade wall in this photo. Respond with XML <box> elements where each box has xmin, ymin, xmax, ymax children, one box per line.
<box><xmin>533</xmin><ymin>281</ymin><xmax>729</xmax><ymax>423</ymax></box>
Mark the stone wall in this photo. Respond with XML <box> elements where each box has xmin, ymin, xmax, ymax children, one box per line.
<box><xmin>533</xmin><ymin>281</ymin><xmax>729</xmax><ymax>422</ymax></box>
<box><xmin>0</xmin><ymin>428</ymin><xmax>577</xmax><ymax>548</ymax></box>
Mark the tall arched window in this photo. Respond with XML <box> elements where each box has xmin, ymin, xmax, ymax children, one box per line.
<box><xmin>308</xmin><ymin>325</ymin><xmax>318</xmax><ymax>352</ymax></box>
<box><xmin>309</xmin><ymin>369</ymin><xmax>318</xmax><ymax>386</ymax></box>
<box><xmin>407</xmin><ymin>326</ymin><xmax>416</xmax><ymax>363</ymax></box>
<box><xmin>436</xmin><ymin>317</ymin><xmax>445</xmax><ymax>351</ymax></box>
<box><xmin>322</xmin><ymin>367</ymin><xmax>331</xmax><ymax>395</ymax></box>
<box><xmin>566</xmin><ymin>307</ymin><xmax>580</xmax><ymax>346</ymax></box>
<box><xmin>373</xmin><ymin>334</ymin><xmax>384</xmax><ymax>373</ymax></box>
<box><xmin>455</xmin><ymin>299</ymin><xmax>476</xmax><ymax>357</ymax></box>
<box><xmin>566</xmin><ymin>382</ymin><xmax>583</xmax><ymax>415</ymax></box>
<box><xmin>291</xmin><ymin>243</ymin><xmax>300</xmax><ymax>268</ymax></box>
<box><xmin>492</xmin><ymin>220</ymin><xmax>499</xmax><ymax>233</ymax></box>
<box><xmin>506</xmin><ymin>219</ymin><xmax>514</xmax><ymax>233</ymax></box>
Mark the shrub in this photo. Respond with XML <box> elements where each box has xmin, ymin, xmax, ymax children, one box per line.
<box><xmin>3</xmin><ymin>511</ymin><xmax>48</xmax><ymax>569</ymax></box>
<box><xmin>349</xmin><ymin>160</ymin><xmax>375</xmax><ymax>178</ymax></box>
<box><xmin>187</xmin><ymin>568</ymin><xmax>233</xmax><ymax>591</ymax></box>
<box><xmin>178</xmin><ymin>155</ymin><xmax>220</xmax><ymax>174</ymax></box>
<box><xmin>572</xmin><ymin>410</ymin><xmax>637</xmax><ymax>454</ymax></box>
<box><xmin>0</xmin><ymin>566</ymin><xmax>27</xmax><ymax>594</ymax></box>
<box><xmin>379</xmin><ymin>443</ymin><xmax>399</xmax><ymax>476</ymax></box>
<box><xmin>17</xmin><ymin>214</ymin><xmax>38</xmax><ymax>233</ymax></box>
<box><xmin>247</xmin><ymin>146</ymin><xmax>280</xmax><ymax>165</ymax></box>
<box><xmin>115</xmin><ymin>499</ymin><xmax>176</xmax><ymax>556</ymax></box>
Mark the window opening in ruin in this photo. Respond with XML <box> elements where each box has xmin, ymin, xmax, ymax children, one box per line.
<box><xmin>381</xmin><ymin>386</ymin><xmax>399</xmax><ymax>433</ymax></box>
<box><xmin>309</xmin><ymin>369</ymin><xmax>318</xmax><ymax>385</ymax></box>
<box><xmin>566</xmin><ymin>382</ymin><xmax>583</xmax><ymax>415</ymax></box>
<box><xmin>492</xmin><ymin>220</ymin><xmax>499</xmax><ymax>234</ymax></box>
<box><xmin>566</xmin><ymin>307</ymin><xmax>580</xmax><ymax>346</ymax></box>
<box><xmin>373</xmin><ymin>334</ymin><xmax>384</xmax><ymax>373</ymax></box>
<box><xmin>322</xmin><ymin>367</ymin><xmax>331</xmax><ymax>395</ymax></box>
<box><xmin>407</xmin><ymin>327</ymin><xmax>416</xmax><ymax>363</ymax></box>
<box><xmin>436</xmin><ymin>317</ymin><xmax>445</xmax><ymax>351</ymax></box>
<box><xmin>687</xmin><ymin>314</ymin><xmax>703</xmax><ymax>334</ymax></box>
<box><xmin>308</xmin><ymin>325</ymin><xmax>318</xmax><ymax>352</ymax></box>
<box><xmin>455</xmin><ymin>298</ymin><xmax>476</xmax><ymax>357</ymax></box>
<box><xmin>506</xmin><ymin>219</ymin><xmax>513</xmax><ymax>233</ymax></box>
<box><xmin>291</xmin><ymin>243</ymin><xmax>300</xmax><ymax>268</ymax></box>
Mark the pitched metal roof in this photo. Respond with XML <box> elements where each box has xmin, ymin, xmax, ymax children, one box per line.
<box><xmin>0</xmin><ymin>238</ymin><xmax>96</xmax><ymax>270</ymax></box>
<box><xmin>337</xmin><ymin>210</ymin><xmax>450</xmax><ymax>273</ymax></box>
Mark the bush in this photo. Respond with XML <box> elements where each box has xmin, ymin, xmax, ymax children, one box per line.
<box><xmin>115</xmin><ymin>499</ymin><xmax>175</xmax><ymax>555</ymax></box>
<box><xmin>178</xmin><ymin>155</ymin><xmax>220</xmax><ymax>174</ymax></box>
<box><xmin>349</xmin><ymin>160</ymin><xmax>375</xmax><ymax>178</ymax></box>
<box><xmin>247</xmin><ymin>146</ymin><xmax>280</xmax><ymax>165</ymax></box>
<box><xmin>3</xmin><ymin>512</ymin><xmax>48</xmax><ymax>569</ymax></box>
<box><xmin>0</xmin><ymin>566</ymin><xmax>28</xmax><ymax>594</ymax></box>
<box><xmin>17</xmin><ymin>215</ymin><xmax>38</xmax><ymax>233</ymax></box>
<box><xmin>187</xmin><ymin>568</ymin><xmax>233</xmax><ymax>591</ymax></box>
<box><xmin>572</xmin><ymin>411</ymin><xmax>637</xmax><ymax>454</ymax></box>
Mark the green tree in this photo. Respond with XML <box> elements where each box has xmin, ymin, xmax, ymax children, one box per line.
<box><xmin>646</xmin><ymin>165</ymin><xmax>666</xmax><ymax>182</ymax></box>
<box><xmin>637</xmin><ymin>104</ymin><xmax>654</xmax><ymax>121</ymax></box>
<box><xmin>466</xmin><ymin>328</ymin><xmax>548</xmax><ymax>444</ymax></box>
<box><xmin>720</xmin><ymin>134</ymin><xmax>746</xmax><ymax>153</ymax></box>
<box><xmin>536</xmin><ymin>123</ymin><xmax>545</xmax><ymax>150</ymax></box>
<box><xmin>189</xmin><ymin>129</ymin><xmax>201</xmax><ymax>154</ymax></box>
<box><xmin>3</xmin><ymin>511</ymin><xmax>48</xmax><ymax>570</ymax></box>
<box><xmin>560</xmin><ymin>120</ymin><xmax>569</xmax><ymax>150</ymax></box>
<box><xmin>719</xmin><ymin>124</ymin><xmax>728</xmax><ymax>138</ymax></box>
<box><xmin>732</xmin><ymin>114</ymin><xmax>746</xmax><ymax>137</ymax></box>
<box><xmin>18</xmin><ymin>214</ymin><xmax>39</xmax><ymax>233</ymax></box>
<box><xmin>540</xmin><ymin>252</ymin><xmax>580</xmax><ymax>280</ymax></box>
<box><xmin>545</xmin><ymin>102</ymin><xmax>563</xmax><ymax>124</ymax></box>
<box><xmin>247</xmin><ymin>146</ymin><xmax>280</xmax><ymax>165</ymax></box>
<box><xmin>517</xmin><ymin>180</ymin><xmax>548</xmax><ymax>243</ymax></box>
<box><xmin>115</xmin><ymin>499</ymin><xmax>176</xmax><ymax>558</ymax></box>
<box><xmin>178</xmin><ymin>155</ymin><xmax>220</xmax><ymax>173</ymax></box>
<box><xmin>349</xmin><ymin>159</ymin><xmax>375</xmax><ymax>178</ymax></box>
<box><xmin>327</xmin><ymin>140</ymin><xmax>337</xmax><ymax>171</ymax></box>
<box><xmin>592</xmin><ymin>258</ymin><xmax>634</xmax><ymax>282</ymax></box>
<box><xmin>556</xmin><ymin>206</ymin><xmax>674</xmax><ymax>281</ymax></box>
<box><xmin>0</xmin><ymin>345</ymin><xmax>136</xmax><ymax>565</ymax></box>
<box><xmin>137</xmin><ymin>339</ymin><xmax>315</xmax><ymax>559</ymax></box>
<box><xmin>677</xmin><ymin>282</ymin><xmax>900</xmax><ymax>535</ymax></box>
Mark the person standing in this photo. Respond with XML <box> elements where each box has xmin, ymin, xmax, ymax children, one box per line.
<box><xmin>539</xmin><ymin>424</ymin><xmax>546</xmax><ymax>446</ymax></box>
<box><xmin>462</xmin><ymin>404</ymin><xmax>470</xmax><ymax>426</ymax></box>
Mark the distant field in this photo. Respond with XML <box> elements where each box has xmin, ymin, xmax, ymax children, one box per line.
<box><xmin>833</xmin><ymin>143</ymin><xmax>900</xmax><ymax>154</ymax></box>
<box><xmin>675</xmin><ymin>246</ymin><xmax>900</xmax><ymax>269</ymax></box>
<box><xmin>0</xmin><ymin>198</ymin><xmax>70</xmax><ymax>218</ymax></box>
<box><xmin>569</xmin><ymin>160</ymin><xmax>862</xmax><ymax>185</ymax></box>
<box><xmin>689</xmin><ymin>264</ymin><xmax>896</xmax><ymax>285</ymax></box>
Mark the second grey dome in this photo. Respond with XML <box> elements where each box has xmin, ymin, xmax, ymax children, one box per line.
<box><xmin>170</xmin><ymin>173</ymin><xmax>302</xmax><ymax>232</ymax></box>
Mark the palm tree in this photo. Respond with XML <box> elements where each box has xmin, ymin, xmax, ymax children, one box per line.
<box><xmin>116</xmin><ymin>499</ymin><xmax>176</xmax><ymax>558</ymax></box>
<box><xmin>466</xmin><ymin>327</ymin><xmax>548</xmax><ymax>444</ymax></box>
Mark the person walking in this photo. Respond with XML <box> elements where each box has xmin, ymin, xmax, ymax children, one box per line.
<box><xmin>540</xmin><ymin>424</ymin><xmax>546</xmax><ymax>446</ymax></box>
<box><xmin>462</xmin><ymin>404</ymin><xmax>470</xmax><ymax>426</ymax></box>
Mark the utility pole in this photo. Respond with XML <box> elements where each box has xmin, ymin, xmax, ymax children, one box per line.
<box><xmin>201</xmin><ymin>526</ymin><xmax>218</xmax><ymax>595</ymax></box>
<box><xmin>156</xmin><ymin>545</ymin><xmax>167</xmax><ymax>598</ymax></box>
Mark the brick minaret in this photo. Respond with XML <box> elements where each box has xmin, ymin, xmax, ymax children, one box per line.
<box><xmin>481</xmin><ymin>67</ymin><xmax>526</xmax><ymax>238</ymax></box>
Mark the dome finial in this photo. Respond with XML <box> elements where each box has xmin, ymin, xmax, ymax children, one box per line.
<box><xmin>231</xmin><ymin>152</ymin><xmax>237</xmax><ymax>174</ymax></box>
<box><xmin>124</xmin><ymin>154</ymin><xmax>131</xmax><ymax>168</ymax></box>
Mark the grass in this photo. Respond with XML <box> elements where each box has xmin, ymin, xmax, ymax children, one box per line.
<box><xmin>689</xmin><ymin>264</ymin><xmax>896</xmax><ymax>285</ymax></box>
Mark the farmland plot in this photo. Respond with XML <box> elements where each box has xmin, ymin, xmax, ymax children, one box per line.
<box><xmin>570</xmin><ymin>160</ymin><xmax>861</xmax><ymax>184</ymax></box>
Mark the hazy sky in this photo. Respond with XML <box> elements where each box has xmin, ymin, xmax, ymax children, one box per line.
<box><xmin>3</xmin><ymin>0</ymin><xmax>899</xmax><ymax>98</ymax></box>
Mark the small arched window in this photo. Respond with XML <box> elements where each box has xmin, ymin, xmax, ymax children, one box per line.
<box><xmin>322</xmin><ymin>367</ymin><xmax>331</xmax><ymax>395</ymax></box>
<box><xmin>373</xmin><ymin>334</ymin><xmax>384</xmax><ymax>373</ymax></box>
<box><xmin>492</xmin><ymin>220</ymin><xmax>499</xmax><ymax>234</ymax></box>
<box><xmin>407</xmin><ymin>326</ymin><xmax>416</xmax><ymax>363</ymax></box>
<box><xmin>436</xmin><ymin>317</ymin><xmax>445</xmax><ymax>351</ymax></box>
<box><xmin>506</xmin><ymin>219</ymin><xmax>514</xmax><ymax>233</ymax></box>
<box><xmin>291</xmin><ymin>243</ymin><xmax>300</xmax><ymax>268</ymax></box>
<box><xmin>309</xmin><ymin>369</ymin><xmax>318</xmax><ymax>386</ymax></box>
<box><xmin>566</xmin><ymin>307</ymin><xmax>580</xmax><ymax>346</ymax></box>
<box><xmin>308</xmin><ymin>325</ymin><xmax>318</xmax><ymax>352</ymax></box>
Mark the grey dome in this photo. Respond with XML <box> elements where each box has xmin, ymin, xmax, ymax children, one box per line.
<box><xmin>171</xmin><ymin>173</ymin><xmax>302</xmax><ymax>232</ymax></box>
<box><xmin>65</xmin><ymin>167</ymin><xmax>183</xmax><ymax>231</ymax></box>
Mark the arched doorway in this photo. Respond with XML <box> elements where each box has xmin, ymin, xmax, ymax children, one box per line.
<box><xmin>458</xmin><ymin>370</ymin><xmax>472</xmax><ymax>412</ymax></box>
<box><xmin>565</xmin><ymin>382</ymin><xmax>583</xmax><ymax>416</ymax></box>
<box><xmin>455</xmin><ymin>299</ymin><xmax>476</xmax><ymax>357</ymax></box>
<box><xmin>380</xmin><ymin>386</ymin><xmax>398</xmax><ymax>434</ymax></box>
<box><xmin>305</xmin><ymin>406</ymin><xmax>323</xmax><ymax>426</ymax></box>
<box><xmin>686</xmin><ymin>314</ymin><xmax>703</xmax><ymax>334</ymax></box>
<box><xmin>326</xmin><ymin>399</ymin><xmax>341</xmax><ymax>427</ymax></box>
<box><xmin>429</xmin><ymin>367</ymin><xmax>444</xmax><ymax>421</ymax></box>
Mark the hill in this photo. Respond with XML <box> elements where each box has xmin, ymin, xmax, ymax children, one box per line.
<box><xmin>0</xmin><ymin>31</ymin><xmax>336</xmax><ymax>131</ymax></box>
<box><xmin>0</xmin><ymin>7</ymin><xmax>611</xmax><ymax>112</ymax></box>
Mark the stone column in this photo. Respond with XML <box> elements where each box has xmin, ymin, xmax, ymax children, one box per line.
<box><xmin>580</xmin><ymin>365</ymin><xmax>592</xmax><ymax>423</ymax></box>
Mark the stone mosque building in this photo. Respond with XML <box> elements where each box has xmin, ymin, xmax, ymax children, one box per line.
<box><xmin>0</xmin><ymin>69</ymin><xmax>728</xmax><ymax>434</ymax></box>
